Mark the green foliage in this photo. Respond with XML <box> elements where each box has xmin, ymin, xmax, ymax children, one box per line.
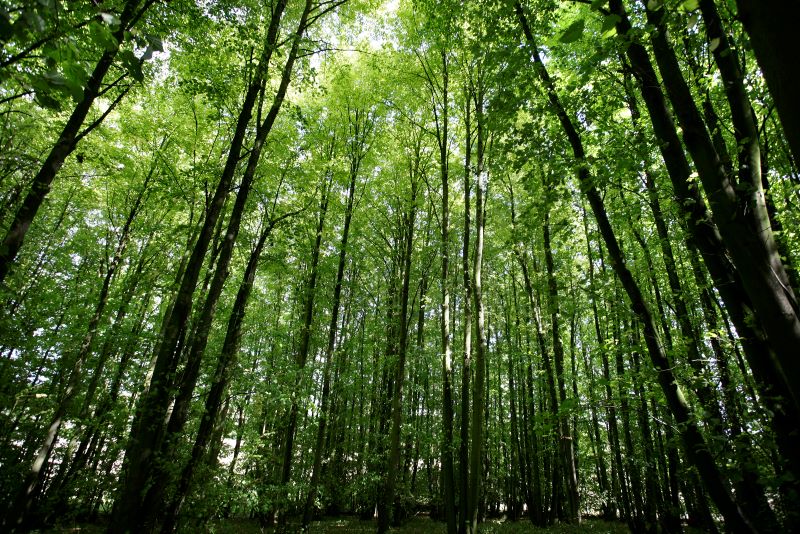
<box><xmin>1</xmin><ymin>0</ymin><xmax>798</xmax><ymax>531</ymax></box>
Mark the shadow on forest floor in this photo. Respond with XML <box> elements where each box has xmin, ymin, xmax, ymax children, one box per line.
<box><xmin>40</xmin><ymin>516</ymin><xmax>634</xmax><ymax>533</ymax></box>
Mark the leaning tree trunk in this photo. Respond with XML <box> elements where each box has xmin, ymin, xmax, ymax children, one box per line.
<box><xmin>610</xmin><ymin>1</ymin><xmax>800</xmax><ymax>515</ymax></box>
<box><xmin>0</xmin><ymin>0</ymin><xmax>146</xmax><ymax>285</ymax></box>
<box><xmin>515</xmin><ymin>3</ymin><xmax>757</xmax><ymax>532</ymax></box>
<box><xmin>108</xmin><ymin>3</ymin><xmax>289</xmax><ymax>530</ymax></box>
<box><xmin>159</xmin><ymin>200</ymin><xmax>298</xmax><ymax>533</ymax></box>
<box><xmin>141</xmin><ymin>9</ymin><xmax>309</xmax><ymax>528</ymax></box>
<box><xmin>734</xmin><ymin>0</ymin><xmax>800</xmax><ymax>166</ymax></box>
<box><xmin>641</xmin><ymin>0</ymin><xmax>800</xmax><ymax>414</ymax></box>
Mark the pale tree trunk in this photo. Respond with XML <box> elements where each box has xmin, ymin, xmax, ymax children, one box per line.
<box><xmin>467</xmin><ymin>82</ymin><xmax>487</xmax><ymax>534</ymax></box>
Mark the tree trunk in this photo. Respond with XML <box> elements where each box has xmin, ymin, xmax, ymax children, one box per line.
<box><xmin>734</xmin><ymin>0</ymin><xmax>800</xmax><ymax>166</ymax></box>
<box><xmin>378</xmin><ymin>177</ymin><xmax>417</xmax><ymax>533</ymax></box>
<box><xmin>279</xmin><ymin>165</ymin><xmax>330</xmax><ymax>523</ymax></box>
<box><xmin>427</xmin><ymin>46</ymin><xmax>457</xmax><ymax>534</ymax></box>
<box><xmin>108</xmin><ymin>3</ymin><xmax>289</xmax><ymax>530</ymax></box>
<box><xmin>467</xmin><ymin>87</ymin><xmax>486</xmax><ymax>534</ymax></box>
<box><xmin>0</xmin><ymin>0</ymin><xmax>145</xmax><ymax>285</ymax></box>
<box><xmin>515</xmin><ymin>4</ymin><xmax>757</xmax><ymax>531</ymax></box>
<box><xmin>458</xmin><ymin>85</ymin><xmax>472</xmax><ymax>534</ymax></box>
<box><xmin>542</xmin><ymin>192</ymin><xmax>579</xmax><ymax>523</ymax></box>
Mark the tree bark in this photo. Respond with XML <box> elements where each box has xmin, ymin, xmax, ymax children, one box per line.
<box><xmin>467</xmin><ymin>84</ymin><xmax>487</xmax><ymax>534</ymax></box>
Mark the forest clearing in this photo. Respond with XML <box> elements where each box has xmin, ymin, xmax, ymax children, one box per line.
<box><xmin>1</xmin><ymin>0</ymin><xmax>799</xmax><ymax>533</ymax></box>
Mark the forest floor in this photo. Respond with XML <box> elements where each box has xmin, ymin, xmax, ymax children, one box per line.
<box><xmin>41</xmin><ymin>516</ymin><xmax>633</xmax><ymax>533</ymax></box>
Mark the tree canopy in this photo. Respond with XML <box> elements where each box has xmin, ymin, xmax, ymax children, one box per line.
<box><xmin>1</xmin><ymin>0</ymin><xmax>799</xmax><ymax>532</ymax></box>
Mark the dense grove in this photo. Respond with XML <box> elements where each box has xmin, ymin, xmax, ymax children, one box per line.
<box><xmin>1</xmin><ymin>0</ymin><xmax>799</xmax><ymax>533</ymax></box>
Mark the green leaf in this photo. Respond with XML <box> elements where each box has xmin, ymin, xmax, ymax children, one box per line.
<box><xmin>34</xmin><ymin>88</ymin><xmax>61</xmax><ymax>110</ymax></box>
<box><xmin>145</xmin><ymin>34</ymin><xmax>164</xmax><ymax>52</ymax></box>
<box><xmin>120</xmin><ymin>49</ymin><xmax>144</xmax><ymax>82</ymax></box>
<box><xmin>559</xmin><ymin>19</ymin><xmax>585</xmax><ymax>44</ymax></box>
<box><xmin>90</xmin><ymin>21</ymin><xmax>119</xmax><ymax>51</ymax></box>
<box><xmin>601</xmin><ymin>14</ymin><xmax>621</xmax><ymax>38</ymax></box>
<box><xmin>42</xmin><ymin>70</ymin><xmax>67</xmax><ymax>86</ymax></box>
<box><xmin>680</xmin><ymin>0</ymin><xmax>699</xmax><ymax>10</ymax></box>
<box><xmin>687</xmin><ymin>12</ymin><xmax>700</xmax><ymax>30</ymax></box>
<box><xmin>647</xmin><ymin>0</ymin><xmax>663</xmax><ymax>10</ymax></box>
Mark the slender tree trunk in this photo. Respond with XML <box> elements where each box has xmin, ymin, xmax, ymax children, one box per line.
<box><xmin>160</xmin><ymin>205</ymin><xmax>295</xmax><ymax>533</ymax></box>
<box><xmin>458</xmin><ymin>86</ymin><xmax>472</xmax><ymax>534</ymax></box>
<box><xmin>608</xmin><ymin>1</ymin><xmax>797</xmax><ymax>444</ymax></box>
<box><xmin>542</xmin><ymin>193</ymin><xmax>579</xmax><ymax>523</ymax></box>
<box><xmin>467</xmin><ymin>92</ymin><xmax>486</xmax><ymax>534</ymax></box>
<box><xmin>378</xmin><ymin>178</ymin><xmax>417</xmax><ymax>533</ymax></box>
<box><xmin>428</xmin><ymin>47</ymin><xmax>457</xmax><ymax>534</ymax></box>
<box><xmin>279</xmin><ymin>167</ymin><xmax>330</xmax><ymax>524</ymax></box>
<box><xmin>611</xmin><ymin>3</ymin><xmax>800</xmax><ymax>520</ymax></box>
